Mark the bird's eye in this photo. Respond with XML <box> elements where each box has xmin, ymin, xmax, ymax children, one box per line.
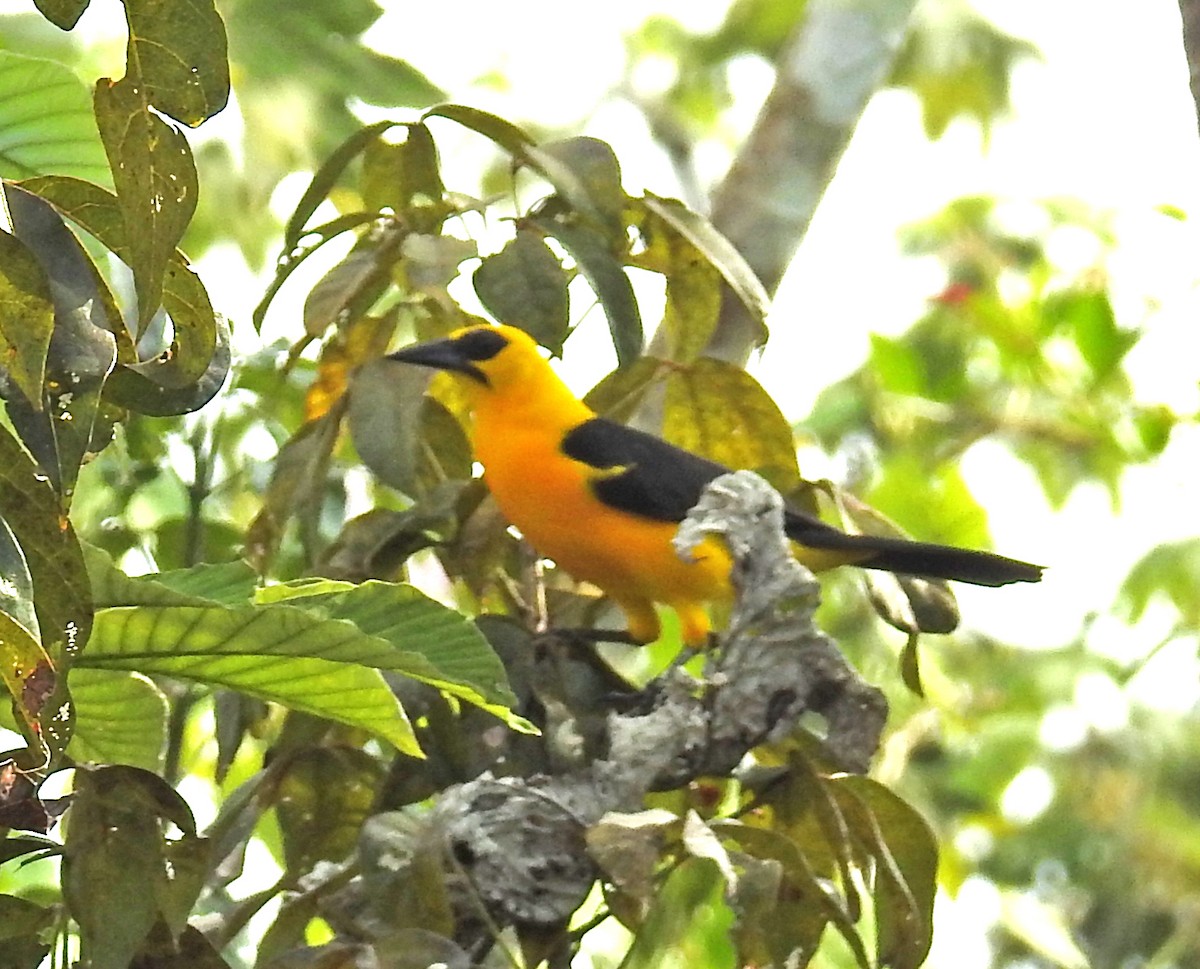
<box><xmin>455</xmin><ymin>328</ymin><xmax>509</xmax><ymax>362</ymax></box>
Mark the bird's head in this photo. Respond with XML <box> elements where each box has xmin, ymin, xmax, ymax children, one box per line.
<box><xmin>387</xmin><ymin>323</ymin><xmax>547</xmax><ymax>397</ymax></box>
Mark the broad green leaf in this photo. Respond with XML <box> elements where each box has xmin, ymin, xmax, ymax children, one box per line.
<box><xmin>641</xmin><ymin>194</ymin><xmax>769</xmax><ymax>345</ymax></box>
<box><xmin>0</xmin><ymin>894</ymin><xmax>54</xmax><ymax>966</ymax></box>
<box><xmin>350</xmin><ymin>360</ymin><xmax>472</xmax><ymax>499</ymax></box>
<box><xmin>641</xmin><ymin>217</ymin><xmax>723</xmax><ymax>364</ymax></box>
<box><xmin>68</xmin><ymin>668</ymin><xmax>168</xmax><ymax>771</ymax></box>
<box><xmin>583</xmin><ymin>356</ymin><xmax>663</xmax><ymax>423</ymax></box>
<box><xmin>0</xmin><ymin>510</ymin><xmax>39</xmax><ymax>640</ymax></box>
<box><xmin>0</xmin><ymin>53</ymin><xmax>109</xmax><ymax>183</ymax></box>
<box><xmin>79</xmin><ymin>602</ymin><xmax>420</xmax><ymax>754</ymax></box>
<box><xmin>0</xmin><ymin>610</ymin><xmax>56</xmax><ymax>762</ymax></box>
<box><xmin>1043</xmin><ymin>288</ymin><xmax>1136</xmax><ymax>380</ymax></box>
<box><xmin>254</xmin><ymin>211</ymin><xmax>382</xmax><ymax>332</ymax></box>
<box><xmin>472</xmin><ymin>230</ymin><xmax>570</xmax><ymax>352</ymax></box>
<box><xmin>122</xmin><ymin>0</ymin><xmax>230</xmax><ymax>126</ymax></box>
<box><xmin>714</xmin><ymin>820</ymin><xmax>870</xmax><ymax>969</ymax></box>
<box><xmin>84</xmin><ymin>543</ymin><xmax>257</xmax><ymax>610</ymax></box>
<box><xmin>830</xmin><ymin>775</ymin><xmax>937</xmax><ymax>969</ymax></box>
<box><xmin>245</xmin><ymin>399</ymin><xmax>346</xmax><ymax>573</ymax></box>
<box><xmin>93</xmin><ymin>77</ymin><xmax>198</xmax><ymax>332</ymax></box>
<box><xmin>302</xmin><ymin>228</ymin><xmax>402</xmax><ymax>337</ymax></box>
<box><xmin>277</xmin><ymin>580</ymin><xmax>517</xmax><ymax>710</ymax></box>
<box><xmin>156</xmin><ymin>837</ymin><xmax>210</xmax><ymax>939</ymax></box>
<box><xmin>661</xmin><ymin>357</ymin><xmax>799</xmax><ymax>492</ymax></box>
<box><xmin>0</xmin><ymin>226</ymin><xmax>54</xmax><ymax>406</ymax></box>
<box><xmin>362</xmin><ymin>122</ymin><xmax>447</xmax><ymax>233</ymax></box>
<box><xmin>103</xmin><ymin>309</ymin><xmax>229</xmax><ymax>416</ymax></box>
<box><xmin>227</xmin><ymin>0</ymin><xmax>442</xmax><ymax>119</ymax></box>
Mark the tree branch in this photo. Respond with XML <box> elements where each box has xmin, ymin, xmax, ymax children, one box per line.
<box><xmin>1177</xmin><ymin>0</ymin><xmax>1200</xmax><ymax>138</ymax></box>
<box><xmin>704</xmin><ymin>0</ymin><xmax>920</xmax><ymax>363</ymax></box>
<box><xmin>323</xmin><ymin>472</ymin><xmax>886</xmax><ymax>955</ymax></box>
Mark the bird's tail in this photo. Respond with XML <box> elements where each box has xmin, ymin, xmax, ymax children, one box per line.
<box><xmin>784</xmin><ymin>511</ymin><xmax>1044</xmax><ymax>587</ymax></box>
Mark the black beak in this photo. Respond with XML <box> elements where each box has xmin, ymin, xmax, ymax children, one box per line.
<box><xmin>387</xmin><ymin>338</ymin><xmax>488</xmax><ymax>385</ymax></box>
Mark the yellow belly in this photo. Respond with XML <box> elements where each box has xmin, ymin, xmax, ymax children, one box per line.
<box><xmin>474</xmin><ymin>417</ymin><xmax>732</xmax><ymax>643</ymax></box>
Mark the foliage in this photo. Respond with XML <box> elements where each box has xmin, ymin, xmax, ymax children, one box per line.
<box><xmin>0</xmin><ymin>2</ymin><xmax>1197</xmax><ymax>969</ymax></box>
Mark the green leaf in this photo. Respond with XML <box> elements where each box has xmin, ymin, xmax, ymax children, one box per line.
<box><xmin>84</xmin><ymin>544</ymin><xmax>257</xmax><ymax>610</ymax></box>
<box><xmin>0</xmin><ymin>610</ymin><xmax>57</xmax><ymax>764</ymax></box>
<box><xmin>645</xmin><ymin>218</ymin><xmax>723</xmax><ymax>364</ymax></box>
<box><xmin>0</xmin><ymin>510</ymin><xmax>39</xmax><ymax>643</ymax></box>
<box><xmin>618</xmin><ymin>858</ymin><xmax>736</xmax><ymax>969</ymax></box>
<box><xmin>302</xmin><ymin>228</ymin><xmax>403</xmax><ymax>336</ymax></box>
<box><xmin>121</xmin><ymin>0</ymin><xmax>230</xmax><ymax>126</ymax></box>
<box><xmin>245</xmin><ymin>399</ymin><xmax>346</xmax><ymax>572</ymax></box>
<box><xmin>3</xmin><ymin>184</ymin><xmax>119</xmax><ymax>499</ymax></box>
<box><xmin>68</xmin><ymin>668</ymin><xmax>168</xmax><ymax>771</ymax></box>
<box><xmin>714</xmin><ymin>820</ymin><xmax>870</xmax><ymax>968</ymax></box>
<box><xmin>78</xmin><ymin>602</ymin><xmax>420</xmax><ymax>754</ymax></box>
<box><xmin>422</xmin><ymin>103</ymin><xmax>534</xmax><ymax>156</ymax></box>
<box><xmin>472</xmin><ymin>230</ymin><xmax>570</xmax><ymax>352</ymax></box>
<box><xmin>253</xmin><ymin>211</ymin><xmax>382</xmax><ymax>332</ymax></box>
<box><xmin>93</xmin><ymin>77</ymin><xmax>198</xmax><ymax>332</ymax></box>
<box><xmin>63</xmin><ymin>768</ymin><xmax>168</xmax><ymax>969</ymax></box>
<box><xmin>641</xmin><ymin>194</ymin><xmax>769</xmax><ymax>344</ymax></box>
<box><xmin>362</xmin><ymin>122</ymin><xmax>447</xmax><ymax>233</ymax></box>
<box><xmin>32</xmin><ymin>0</ymin><xmax>89</xmax><ymax>30</ymax></box>
<box><xmin>0</xmin><ymin>893</ymin><xmax>54</xmax><ymax>964</ymax></box>
<box><xmin>276</xmin><ymin>746</ymin><xmax>383</xmax><ymax>872</ymax></box>
<box><xmin>661</xmin><ymin>357</ymin><xmax>800</xmax><ymax>493</ymax></box>
<box><xmin>0</xmin><ymin>52</ymin><xmax>109</xmax><ymax>183</ymax></box>
<box><xmin>526</xmin><ymin>136</ymin><xmax>626</xmax><ymax>235</ymax></box>
<box><xmin>16</xmin><ymin>175</ymin><xmax>219</xmax><ymax>389</ymax></box>
<box><xmin>830</xmin><ymin>776</ymin><xmax>937</xmax><ymax>969</ymax></box>
<box><xmin>284</xmin><ymin>119</ymin><xmax>397</xmax><ymax>248</ymax></box>
<box><xmin>531</xmin><ymin>210</ymin><xmax>643</xmax><ymax>366</ymax></box>
<box><xmin>890</xmin><ymin>6</ymin><xmax>1039</xmax><ymax>140</ymax></box>
<box><xmin>349</xmin><ymin>360</ymin><xmax>472</xmax><ymax>499</ymax></box>
<box><xmin>0</xmin><ymin>422</ymin><xmax>92</xmax><ymax>667</ymax></box>
<box><xmin>1117</xmin><ymin>538</ymin><xmax>1200</xmax><ymax>629</ymax></box>
<box><xmin>103</xmin><ymin>309</ymin><xmax>229</xmax><ymax>417</ymax></box>
<box><xmin>0</xmin><ymin>227</ymin><xmax>55</xmax><ymax>406</ymax></box>
<box><xmin>276</xmin><ymin>580</ymin><xmax>518</xmax><ymax>711</ymax></box>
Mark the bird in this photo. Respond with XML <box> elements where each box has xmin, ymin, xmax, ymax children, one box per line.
<box><xmin>388</xmin><ymin>324</ymin><xmax>1043</xmax><ymax>646</ymax></box>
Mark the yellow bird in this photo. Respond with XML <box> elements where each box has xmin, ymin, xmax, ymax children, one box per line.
<box><xmin>389</xmin><ymin>324</ymin><xmax>1042</xmax><ymax>646</ymax></box>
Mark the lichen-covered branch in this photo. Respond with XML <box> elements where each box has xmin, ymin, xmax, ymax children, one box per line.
<box><xmin>323</xmin><ymin>472</ymin><xmax>886</xmax><ymax>957</ymax></box>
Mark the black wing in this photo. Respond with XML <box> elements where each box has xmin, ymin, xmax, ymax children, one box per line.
<box><xmin>560</xmin><ymin>417</ymin><xmax>729</xmax><ymax>523</ymax></box>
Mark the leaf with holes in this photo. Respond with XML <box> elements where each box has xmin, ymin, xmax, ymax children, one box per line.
<box><xmin>93</xmin><ymin>77</ymin><xmax>198</xmax><ymax>333</ymax></box>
